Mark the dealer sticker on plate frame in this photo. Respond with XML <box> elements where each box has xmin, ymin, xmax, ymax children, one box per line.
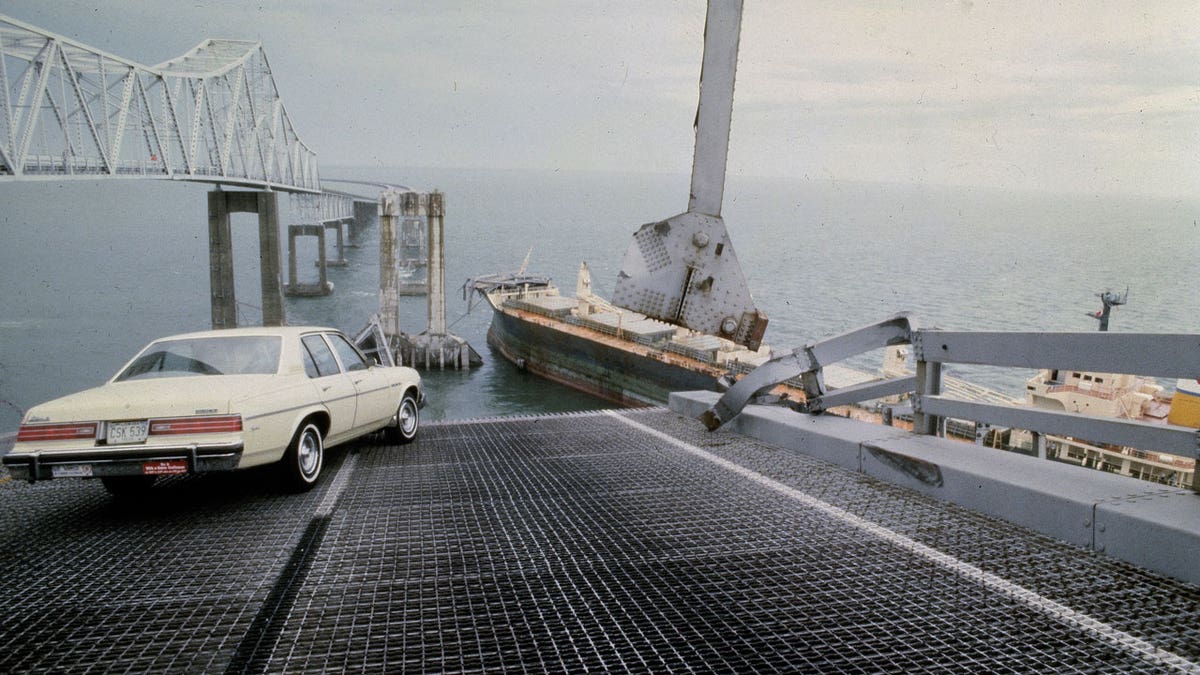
<box><xmin>51</xmin><ymin>464</ymin><xmax>93</xmax><ymax>478</ymax></box>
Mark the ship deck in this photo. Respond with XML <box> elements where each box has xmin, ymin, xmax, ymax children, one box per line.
<box><xmin>2</xmin><ymin>407</ymin><xmax>1199</xmax><ymax>672</ymax></box>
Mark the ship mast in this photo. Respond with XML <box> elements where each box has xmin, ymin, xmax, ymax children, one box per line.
<box><xmin>610</xmin><ymin>0</ymin><xmax>769</xmax><ymax>350</ymax></box>
<box><xmin>1090</xmin><ymin>288</ymin><xmax>1128</xmax><ymax>332</ymax></box>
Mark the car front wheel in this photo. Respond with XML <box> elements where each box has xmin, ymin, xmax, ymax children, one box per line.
<box><xmin>385</xmin><ymin>391</ymin><xmax>420</xmax><ymax>444</ymax></box>
<box><xmin>282</xmin><ymin>422</ymin><xmax>324</xmax><ymax>492</ymax></box>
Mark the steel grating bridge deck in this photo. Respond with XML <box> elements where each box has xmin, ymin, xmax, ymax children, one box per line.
<box><xmin>1</xmin><ymin>408</ymin><xmax>1199</xmax><ymax>673</ymax></box>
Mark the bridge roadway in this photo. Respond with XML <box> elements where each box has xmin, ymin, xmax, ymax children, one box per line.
<box><xmin>1</xmin><ymin>408</ymin><xmax>1198</xmax><ymax>673</ymax></box>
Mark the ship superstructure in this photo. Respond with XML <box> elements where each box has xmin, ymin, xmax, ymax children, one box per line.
<box><xmin>1015</xmin><ymin>359</ymin><xmax>1195</xmax><ymax>487</ymax></box>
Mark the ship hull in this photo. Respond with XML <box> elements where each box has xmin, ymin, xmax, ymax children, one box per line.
<box><xmin>486</xmin><ymin>308</ymin><xmax>720</xmax><ymax>407</ymax></box>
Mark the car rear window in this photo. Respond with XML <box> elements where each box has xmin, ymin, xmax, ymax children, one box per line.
<box><xmin>116</xmin><ymin>336</ymin><xmax>282</xmax><ymax>381</ymax></box>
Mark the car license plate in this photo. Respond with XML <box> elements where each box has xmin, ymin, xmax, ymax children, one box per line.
<box><xmin>143</xmin><ymin>459</ymin><xmax>188</xmax><ymax>475</ymax></box>
<box><xmin>107</xmin><ymin>420</ymin><xmax>149</xmax><ymax>445</ymax></box>
<box><xmin>52</xmin><ymin>464</ymin><xmax>93</xmax><ymax>478</ymax></box>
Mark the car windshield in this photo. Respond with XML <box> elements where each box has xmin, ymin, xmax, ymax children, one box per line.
<box><xmin>115</xmin><ymin>336</ymin><xmax>282</xmax><ymax>381</ymax></box>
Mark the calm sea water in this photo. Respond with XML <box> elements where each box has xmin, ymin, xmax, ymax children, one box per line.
<box><xmin>1</xmin><ymin>168</ymin><xmax>1197</xmax><ymax>433</ymax></box>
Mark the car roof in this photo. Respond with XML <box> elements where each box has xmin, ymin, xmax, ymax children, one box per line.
<box><xmin>150</xmin><ymin>326</ymin><xmax>339</xmax><ymax>341</ymax></box>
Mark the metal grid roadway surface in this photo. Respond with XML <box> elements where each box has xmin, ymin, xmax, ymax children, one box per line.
<box><xmin>1</xmin><ymin>409</ymin><xmax>1199</xmax><ymax>673</ymax></box>
<box><xmin>272</xmin><ymin>409</ymin><xmax>1200</xmax><ymax>673</ymax></box>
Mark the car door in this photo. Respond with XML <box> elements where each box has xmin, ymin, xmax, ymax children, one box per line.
<box><xmin>300</xmin><ymin>333</ymin><xmax>358</xmax><ymax>443</ymax></box>
<box><xmin>325</xmin><ymin>332</ymin><xmax>395</xmax><ymax>430</ymax></box>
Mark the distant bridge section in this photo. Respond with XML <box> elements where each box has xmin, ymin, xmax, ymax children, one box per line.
<box><xmin>0</xmin><ymin>13</ymin><xmax>319</xmax><ymax>192</ymax></box>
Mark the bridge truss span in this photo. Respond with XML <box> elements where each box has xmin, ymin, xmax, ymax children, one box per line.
<box><xmin>0</xmin><ymin>13</ymin><xmax>319</xmax><ymax>192</ymax></box>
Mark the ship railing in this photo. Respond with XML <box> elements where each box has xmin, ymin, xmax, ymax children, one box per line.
<box><xmin>664</xmin><ymin>341</ymin><xmax>720</xmax><ymax>365</ymax></box>
<box><xmin>699</xmin><ymin>315</ymin><xmax>1200</xmax><ymax>482</ymax></box>
<box><xmin>492</xmin><ymin>287</ymin><xmax>554</xmax><ymax>304</ymax></box>
<box><xmin>1041</xmin><ymin>383</ymin><xmax>1120</xmax><ymax>401</ymax></box>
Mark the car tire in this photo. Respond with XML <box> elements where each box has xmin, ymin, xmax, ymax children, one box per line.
<box><xmin>281</xmin><ymin>421</ymin><xmax>324</xmax><ymax>492</ymax></box>
<box><xmin>384</xmin><ymin>391</ymin><xmax>420</xmax><ymax>445</ymax></box>
<box><xmin>100</xmin><ymin>475</ymin><xmax>156</xmax><ymax>497</ymax></box>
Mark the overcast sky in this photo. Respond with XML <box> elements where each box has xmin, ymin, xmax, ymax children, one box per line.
<box><xmin>4</xmin><ymin>1</ymin><xmax>1197</xmax><ymax>198</ymax></box>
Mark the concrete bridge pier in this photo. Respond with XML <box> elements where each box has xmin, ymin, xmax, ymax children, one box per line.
<box><xmin>375</xmin><ymin>189</ymin><xmax>480</xmax><ymax>369</ymax></box>
<box><xmin>208</xmin><ymin>190</ymin><xmax>285</xmax><ymax>329</ymax></box>
<box><xmin>285</xmin><ymin>224</ymin><xmax>333</xmax><ymax>296</ymax></box>
<box><xmin>322</xmin><ymin>220</ymin><xmax>348</xmax><ymax>267</ymax></box>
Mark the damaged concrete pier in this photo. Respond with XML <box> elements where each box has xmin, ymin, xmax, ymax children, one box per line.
<box><xmin>378</xmin><ymin>188</ymin><xmax>481</xmax><ymax>369</ymax></box>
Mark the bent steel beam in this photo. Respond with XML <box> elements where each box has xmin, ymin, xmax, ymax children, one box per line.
<box><xmin>700</xmin><ymin>313</ymin><xmax>917</xmax><ymax>430</ymax></box>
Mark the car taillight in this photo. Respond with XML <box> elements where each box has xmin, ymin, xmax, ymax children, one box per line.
<box><xmin>149</xmin><ymin>415</ymin><xmax>243</xmax><ymax>435</ymax></box>
<box><xmin>17</xmin><ymin>422</ymin><xmax>98</xmax><ymax>442</ymax></box>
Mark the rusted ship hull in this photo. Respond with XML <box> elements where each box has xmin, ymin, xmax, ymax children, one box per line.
<box><xmin>486</xmin><ymin>307</ymin><xmax>720</xmax><ymax>407</ymax></box>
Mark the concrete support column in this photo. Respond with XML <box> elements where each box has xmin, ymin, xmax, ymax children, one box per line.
<box><xmin>379</xmin><ymin>191</ymin><xmax>401</xmax><ymax>337</ymax></box>
<box><xmin>323</xmin><ymin>220</ymin><xmax>347</xmax><ymax>267</ymax></box>
<box><xmin>208</xmin><ymin>191</ymin><xmax>237</xmax><ymax>329</ymax></box>
<box><xmin>427</xmin><ymin>191</ymin><xmax>446</xmax><ymax>335</ymax></box>
<box><xmin>316</xmin><ymin>225</ymin><xmax>328</xmax><ymax>288</ymax></box>
<box><xmin>257</xmin><ymin>192</ymin><xmax>284</xmax><ymax>326</ymax></box>
<box><xmin>287</xmin><ymin>227</ymin><xmax>299</xmax><ymax>294</ymax></box>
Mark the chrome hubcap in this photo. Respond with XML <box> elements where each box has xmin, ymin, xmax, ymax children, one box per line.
<box><xmin>399</xmin><ymin>400</ymin><xmax>418</xmax><ymax>435</ymax></box>
<box><xmin>298</xmin><ymin>429</ymin><xmax>320</xmax><ymax>477</ymax></box>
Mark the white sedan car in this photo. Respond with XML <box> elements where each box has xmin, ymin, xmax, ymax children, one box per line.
<box><xmin>3</xmin><ymin>326</ymin><xmax>423</xmax><ymax>495</ymax></box>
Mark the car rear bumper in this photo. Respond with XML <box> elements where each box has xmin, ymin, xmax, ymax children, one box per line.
<box><xmin>2</xmin><ymin>441</ymin><xmax>244</xmax><ymax>483</ymax></box>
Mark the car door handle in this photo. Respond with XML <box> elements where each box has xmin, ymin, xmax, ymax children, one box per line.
<box><xmin>321</xmin><ymin>385</ymin><xmax>332</xmax><ymax>392</ymax></box>
<box><xmin>353</xmin><ymin>379</ymin><xmax>364</xmax><ymax>385</ymax></box>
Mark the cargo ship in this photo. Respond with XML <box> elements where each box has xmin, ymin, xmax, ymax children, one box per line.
<box><xmin>470</xmin><ymin>262</ymin><xmax>772</xmax><ymax>407</ymax></box>
<box><xmin>469</xmin><ymin>261</ymin><xmax>975</xmax><ymax>417</ymax></box>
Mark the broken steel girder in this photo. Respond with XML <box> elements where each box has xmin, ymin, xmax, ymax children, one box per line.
<box><xmin>699</xmin><ymin>313</ymin><xmax>918</xmax><ymax>430</ymax></box>
<box><xmin>613</xmin><ymin>211</ymin><xmax>767</xmax><ymax>350</ymax></box>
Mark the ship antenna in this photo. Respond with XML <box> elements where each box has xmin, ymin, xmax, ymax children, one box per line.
<box><xmin>1089</xmin><ymin>286</ymin><xmax>1128</xmax><ymax>332</ymax></box>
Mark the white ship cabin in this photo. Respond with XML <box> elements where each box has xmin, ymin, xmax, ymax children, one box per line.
<box><xmin>1020</xmin><ymin>369</ymin><xmax>1194</xmax><ymax>488</ymax></box>
<box><xmin>1025</xmin><ymin>369</ymin><xmax>1170</xmax><ymax>421</ymax></box>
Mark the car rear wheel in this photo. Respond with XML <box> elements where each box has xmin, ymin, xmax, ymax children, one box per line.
<box><xmin>385</xmin><ymin>391</ymin><xmax>420</xmax><ymax>444</ymax></box>
<box><xmin>100</xmin><ymin>475</ymin><xmax>156</xmax><ymax>497</ymax></box>
<box><xmin>281</xmin><ymin>422</ymin><xmax>324</xmax><ymax>492</ymax></box>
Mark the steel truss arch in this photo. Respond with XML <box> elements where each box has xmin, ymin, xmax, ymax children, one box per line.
<box><xmin>0</xmin><ymin>13</ymin><xmax>319</xmax><ymax>193</ymax></box>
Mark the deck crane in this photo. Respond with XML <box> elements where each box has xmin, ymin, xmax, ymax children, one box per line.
<box><xmin>610</xmin><ymin>0</ymin><xmax>769</xmax><ymax>351</ymax></box>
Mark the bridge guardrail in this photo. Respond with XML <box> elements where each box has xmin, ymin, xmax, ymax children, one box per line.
<box><xmin>910</xmin><ymin>331</ymin><xmax>1200</xmax><ymax>460</ymax></box>
<box><xmin>700</xmin><ymin>316</ymin><xmax>1200</xmax><ymax>483</ymax></box>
